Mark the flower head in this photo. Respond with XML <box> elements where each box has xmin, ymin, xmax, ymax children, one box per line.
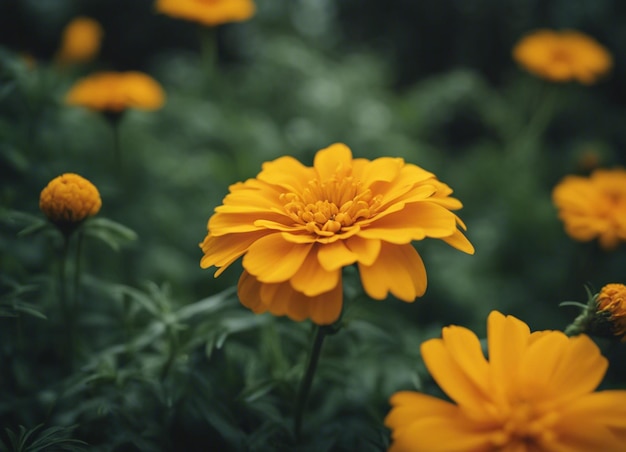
<box><xmin>65</xmin><ymin>71</ymin><xmax>165</xmax><ymax>114</ymax></box>
<box><xmin>156</xmin><ymin>0</ymin><xmax>255</xmax><ymax>27</ymax></box>
<box><xmin>552</xmin><ymin>168</ymin><xmax>626</xmax><ymax>250</ymax></box>
<box><xmin>55</xmin><ymin>17</ymin><xmax>103</xmax><ymax>64</ymax></box>
<box><xmin>513</xmin><ymin>29</ymin><xmax>612</xmax><ymax>84</ymax></box>
<box><xmin>385</xmin><ymin>311</ymin><xmax>626</xmax><ymax>452</ymax></box>
<box><xmin>40</xmin><ymin>173</ymin><xmax>102</xmax><ymax>233</ymax></box>
<box><xmin>596</xmin><ymin>283</ymin><xmax>626</xmax><ymax>341</ymax></box>
<box><xmin>200</xmin><ymin>143</ymin><xmax>474</xmax><ymax>325</ymax></box>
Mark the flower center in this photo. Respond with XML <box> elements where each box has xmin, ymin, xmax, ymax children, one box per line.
<box><xmin>490</xmin><ymin>401</ymin><xmax>559</xmax><ymax>449</ymax></box>
<box><xmin>280</xmin><ymin>176</ymin><xmax>382</xmax><ymax>237</ymax></box>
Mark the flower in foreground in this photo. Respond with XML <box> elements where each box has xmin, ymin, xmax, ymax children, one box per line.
<box><xmin>65</xmin><ymin>71</ymin><xmax>165</xmax><ymax>114</ymax></box>
<box><xmin>55</xmin><ymin>17</ymin><xmax>103</xmax><ymax>64</ymax></box>
<box><xmin>40</xmin><ymin>173</ymin><xmax>102</xmax><ymax>234</ymax></box>
<box><xmin>156</xmin><ymin>0</ymin><xmax>255</xmax><ymax>27</ymax></box>
<box><xmin>513</xmin><ymin>29</ymin><xmax>612</xmax><ymax>84</ymax></box>
<box><xmin>385</xmin><ymin>311</ymin><xmax>626</xmax><ymax>452</ymax></box>
<box><xmin>200</xmin><ymin>143</ymin><xmax>474</xmax><ymax>325</ymax></box>
<box><xmin>596</xmin><ymin>283</ymin><xmax>626</xmax><ymax>341</ymax></box>
<box><xmin>552</xmin><ymin>168</ymin><xmax>626</xmax><ymax>250</ymax></box>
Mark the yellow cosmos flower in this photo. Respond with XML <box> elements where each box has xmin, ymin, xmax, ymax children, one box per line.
<box><xmin>55</xmin><ymin>17</ymin><xmax>103</xmax><ymax>64</ymax></box>
<box><xmin>596</xmin><ymin>283</ymin><xmax>626</xmax><ymax>341</ymax></box>
<box><xmin>513</xmin><ymin>29</ymin><xmax>612</xmax><ymax>84</ymax></box>
<box><xmin>552</xmin><ymin>168</ymin><xmax>626</xmax><ymax>250</ymax></box>
<box><xmin>200</xmin><ymin>143</ymin><xmax>474</xmax><ymax>325</ymax></box>
<box><xmin>40</xmin><ymin>173</ymin><xmax>102</xmax><ymax>231</ymax></box>
<box><xmin>65</xmin><ymin>71</ymin><xmax>166</xmax><ymax>113</ymax></box>
<box><xmin>156</xmin><ymin>0</ymin><xmax>255</xmax><ymax>27</ymax></box>
<box><xmin>385</xmin><ymin>311</ymin><xmax>626</xmax><ymax>452</ymax></box>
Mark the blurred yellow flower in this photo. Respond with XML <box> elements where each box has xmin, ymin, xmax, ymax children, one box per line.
<box><xmin>200</xmin><ymin>143</ymin><xmax>474</xmax><ymax>325</ymax></box>
<box><xmin>156</xmin><ymin>0</ymin><xmax>255</xmax><ymax>27</ymax></box>
<box><xmin>597</xmin><ymin>283</ymin><xmax>626</xmax><ymax>341</ymax></box>
<box><xmin>385</xmin><ymin>311</ymin><xmax>626</xmax><ymax>452</ymax></box>
<box><xmin>513</xmin><ymin>29</ymin><xmax>612</xmax><ymax>84</ymax></box>
<box><xmin>55</xmin><ymin>17</ymin><xmax>103</xmax><ymax>64</ymax></box>
<box><xmin>65</xmin><ymin>71</ymin><xmax>166</xmax><ymax>113</ymax></box>
<box><xmin>40</xmin><ymin>173</ymin><xmax>102</xmax><ymax>229</ymax></box>
<box><xmin>552</xmin><ymin>168</ymin><xmax>626</xmax><ymax>250</ymax></box>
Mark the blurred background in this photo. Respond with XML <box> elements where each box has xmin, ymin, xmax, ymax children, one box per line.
<box><xmin>2</xmin><ymin>0</ymin><xmax>626</xmax><ymax>450</ymax></box>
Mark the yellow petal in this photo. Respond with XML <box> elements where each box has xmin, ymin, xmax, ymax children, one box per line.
<box><xmin>359</xmin><ymin>202</ymin><xmax>458</xmax><ymax>244</ymax></box>
<box><xmin>199</xmin><ymin>231</ymin><xmax>268</xmax><ymax>276</ymax></box>
<box><xmin>238</xmin><ymin>271</ymin><xmax>268</xmax><ymax>314</ymax></box>
<box><xmin>352</xmin><ymin>156</ymin><xmax>404</xmax><ymax>186</ymax></box>
<box><xmin>258</xmin><ymin>155</ymin><xmax>313</xmax><ymax>193</ymax></box>
<box><xmin>389</xmin><ymin>410</ymin><xmax>493</xmax><ymax>452</ymax></box>
<box><xmin>487</xmin><ymin>311</ymin><xmax>531</xmax><ymax>404</ymax></box>
<box><xmin>385</xmin><ymin>391</ymin><xmax>458</xmax><ymax>435</ymax></box>
<box><xmin>421</xmin><ymin>335</ymin><xmax>490</xmax><ymax>413</ymax></box>
<box><xmin>317</xmin><ymin>240</ymin><xmax>358</xmax><ymax>271</ymax></box>
<box><xmin>289</xmin><ymin>248</ymin><xmax>341</xmax><ymax>296</ymax></box>
<box><xmin>345</xmin><ymin>235</ymin><xmax>381</xmax><ymax>266</ymax></box>
<box><xmin>440</xmin><ymin>325</ymin><xmax>490</xmax><ymax>397</ymax></box>
<box><xmin>251</xmin><ymin>276</ymin><xmax>342</xmax><ymax>324</ymax></box>
<box><xmin>313</xmin><ymin>143</ymin><xmax>353</xmax><ymax>181</ymax></box>
<box><xmin>441</xmin><ymin>228</ymin><xmax>475</xmax><ymax>255</ymax></box>
<box><xmin>242</xmin><ymin>234</ymin><xmax>313</xmax><ymax>283</ymax></box>
<box><xmin>358</xmin><ymin>243</ymin><xmax>426</xmax><ymax>301</ymax></box>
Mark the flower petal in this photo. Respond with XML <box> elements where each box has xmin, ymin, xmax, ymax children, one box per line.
<box><xmin>200</xmin><ymin>231</ymin><xmax>268</xmax><ymax>276</ymax></box>
<box><xmin>317</xmin><ymin>240</ymin><xmax>358</xmax><ymax>271</ymax></box>
<box><xmin>242</xmin><ymin>234</ymin><xmax>313</xmax><ymax>283</ymax></box>
<box><xmin>487</xmin><ymin>311</ymin><xmax>531</xmax><ymax>404</ymax></box>
<box><xmin>345</xmin><ymin>235</ymin><xmax>381</xmax><ymax>265</ymax></box>
<box><xmin>240</xmin><ymin>272</ymin><xmax>342</xmax><ymax>324</ymax></box>
<box><xmin>358</xmin><ymin>243</ymin><xmax>426</xmax><ymax>301</ymax></box>
<box><xmin>314</xmin><ymin>143</ymin><xmax>353</xmax><ymax>181</ymax></box>
<box><xmin>359</xmin><ymin>202</ymin><xmax>458</xmax><ymax>244</ymax></box>
<box><xmin>421</xmin><ymin>333</ymin><xmax>490</xmax><ymax>414</ymax></box>
<box><xmin>290</xmin><ymin>247</ymin><xmax>341</xmax><ymax>296</ymax></box>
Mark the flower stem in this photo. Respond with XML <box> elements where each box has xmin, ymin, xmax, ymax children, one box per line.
<box><xmin>59</xmin><ymin>234</ymin><xmax>75</xmax><ymax>370</ymax></box>
<box><xmin>293</xmin><ymin>324</ymin><xmax>328</xmax><ymax>441</ymax></box>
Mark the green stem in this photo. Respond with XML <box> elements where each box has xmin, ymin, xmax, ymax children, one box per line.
<box><xmin>293</xmin><ymin>325</ymin><xmax>328</xmax><ymax>441</ymax></box>
<box><xmin>59</xmin><ymin>235</ymin><xmax>75</xmax><ymax>370</ymax></box>
<box><xmin>199</xmin><ymin>25</ymin><xmax>218</xmax><ymax>78</ymax></box>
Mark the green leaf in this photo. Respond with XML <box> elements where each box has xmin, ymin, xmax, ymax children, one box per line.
<box><xmin>82</xmin><ymin>217</ymin><xmax>138</xmax><ymax>251</ymax></box>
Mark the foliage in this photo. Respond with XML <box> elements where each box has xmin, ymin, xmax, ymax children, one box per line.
<box><xmin>2</xmin><ymin>0</ymin><xmax>626</xmax><ymax>450</ymax></box>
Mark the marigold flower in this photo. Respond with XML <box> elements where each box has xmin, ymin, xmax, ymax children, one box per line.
<box><xmin>596</xmin><ymin>283</ymin><xmax>626</xmax><ymax>341</ymax></box>
<box><xmin>65</xmin><ymin>71</ymin><xmax>165</xmax><ymax>113</ymax></box>
<box><xmin>40</xmin><ymin>173</ymin><xmax>102</xmax><ymax>231</ymax></box>
<box><xmin>200</xmin><ymin>143</ymin><xmax>474</xmax><ymax>325</ymax></box>
<box><xmin>156</xmin><ymin>0</ymin><xmax>255</xmax><ymax>27</ymax></box>
<box><xmin>55</xmin><ymin>17</ymin><xmax>103</xmax><ymax>64</ymax></box>
<box><xmin>513</xmin><ymin>29</ymin><xmax>612</xmax><ymax>84</ymax></box>
<box><xmin>385</xmin><ymin>311</ymin><xmax>626</xmax><ymax>452</ymax></box>
<box><xmin>552</xmin><ymin>168</ymin><xmax>626</xmax><ymax>250</ymax></box>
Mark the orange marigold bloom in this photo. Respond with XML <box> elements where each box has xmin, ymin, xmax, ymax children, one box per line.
<box><xmin>552</xmin><ymin>168</ymin><xmax>626</xmax><ymax>250</ymax></box>
<box><xmin>55</xmin><ymin>17</ymin><xmax>103</xmax><ymax>64</ymax></box>
<box><xmin>40</xmin><ymin>173</ymin><xmax>102</xmax><ymax>229</ymax></box>
<box><xmin>596</xmin><ymin>283</ymin><xmax>626</xmax><ymax>341</ymax></box>
<box><xmin>200</xmin><ymin>143</ymin><xmax>474</xmax><ymax>325</ymax></box>
<box><xmin>385</xmin><ymin>311</ymin><xmax>626</xmax><ymax>452</ymax></box>
<box><xmin>513</xmin><ymin>29</ymin><xmax>612</xmax><ymax>84</ymax></box>
<box><xmin>156</xmin><ymin>0</ymin><xmax>255</xmax><ymax>27</ymax></box>
<box><xmin>65</xmin><ymin>71</ymin><xmax>165</xmax><ymax>113</ymax></box>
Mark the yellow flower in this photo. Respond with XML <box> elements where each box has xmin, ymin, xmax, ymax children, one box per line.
<box><xmin>596</xmin><ymin>283</ymin><xmax>626</xmax><ymax>340</ymax></box>
<box><xmin>65</xmin><ymin>71</ymin><xmax>166</xmax><ymax>113</ymax></box>
<box><xmin>200</xmin><ymin>143</ymin><xmax>474</xmax><ymax>325</ymax></box>
<box><xmin>513</xmin><ymin>29</ymin><xmax>612</xmax><ymax>84</ymax></box>
<box><xmin>385</xmin><ymin>311</ymin><xmax>626</xmax><ymax>452</ymax></box>
<box><xmin>40</xmin><ymin>173</ymin><xmax>102</xmax><ymax>230</ymax></box>
<box><xmin>55</xmin><ymin>17</ymin><xmax>103</xmax><ymax>64</ymax></box>
<box><xmin>552</xmin><ymin>168</ymin><xmax>626</xmax><ymax>250</ymax></box>
<box><xmin>156</xmin><ymin>0</ymin><xmax>255</xmax><ymax>27</ymax></box>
